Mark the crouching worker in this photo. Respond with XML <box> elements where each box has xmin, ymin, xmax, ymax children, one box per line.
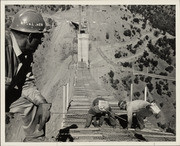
<box><xmin>85</xmin><ymin>97</ymin><xmax>116</xmax><ymax>128</ymax></box>
<box><xmin>118</xmin><ymin>100</ymin><xmax>160</xmax><ymax>130</ymax></box>
<box><xmin>5</xmin><ymin>9</ymin><xmax>51</xmax><ymax>142</ymax></box>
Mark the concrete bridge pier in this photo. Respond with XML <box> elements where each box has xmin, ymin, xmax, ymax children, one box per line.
<box><xmin>78</xmin><ymin>34</ymin><xmax>89</xmax><ymax>67</ymax></box>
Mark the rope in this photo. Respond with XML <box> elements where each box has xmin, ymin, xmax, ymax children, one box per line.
<box><xmin>104</xmin><ymin>108</ymin><xmax>127</xmax><ymax>122</ymax></box>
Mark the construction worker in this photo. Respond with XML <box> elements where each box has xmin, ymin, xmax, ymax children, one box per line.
<box><xmin>5</xmin><ymin>9</ymin><xmax>51</xmax><ymax>141</ymax></box>
<box><xmin>118</xmin><ymin>100</ymin><xmax>160</xmax><ymax>130</ymax></box>
<box><xmin>85</xmin><ymin>97</ymin><xmax>116</xmax><ymax>128</ymax></box>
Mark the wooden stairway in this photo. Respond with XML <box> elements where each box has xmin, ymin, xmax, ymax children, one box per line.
<box><xmin>61</xmin><ymin>62</ymin><xmax>175</xmax><ymax>142</ymax></box>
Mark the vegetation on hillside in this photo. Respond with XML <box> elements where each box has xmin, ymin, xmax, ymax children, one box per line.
<box><xmin>127</xmin><ymin>5</ymin><xmax>175</xmax><ymax>36</ymax></box>
<box><xmin>5</xmin><ymin>5</ymin><xmax>73</xmax><ymax>15</ymax></box>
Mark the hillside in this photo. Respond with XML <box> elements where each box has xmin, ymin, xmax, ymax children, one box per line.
<box><xmin>5</xmin><ymin>4</ymin><xmax>176</xmax><ymax>138</ymax></box>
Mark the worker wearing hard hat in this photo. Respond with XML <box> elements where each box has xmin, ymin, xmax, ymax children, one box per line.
<box><xmin>85</xmin><ymin>97</ymin><xmax>116</xmax><ymax>128</ymax></box>
<box><xmin>5</xmin><ymin>9</ymin><xmax>51</xmax><ymax>142</ymax></box>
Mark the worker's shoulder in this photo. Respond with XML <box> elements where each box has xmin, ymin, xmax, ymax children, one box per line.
<box><xmin>128</xmin><ymin>100</ymin><xmax>150</xmax><ymax>108</ymax></box>
<box><xmin>93</xmin><ymin>97</ymin><xmax>105</xmax><ymax>101</ymax></box>
<box><xmin>5</xmin><ymin>30</ymin><xmax>13</xmax><ymax>51</ymax></box>
<box><xmin>131</xmin><ymin>100</ymin><xmax>149</xmax><ymax>104</ymax></box>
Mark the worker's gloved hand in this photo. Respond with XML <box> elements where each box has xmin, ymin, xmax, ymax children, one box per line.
<box><xmin>37</xmin><ymin>103</ymin><xmax>52</xmax><ymax>131</ymax></box>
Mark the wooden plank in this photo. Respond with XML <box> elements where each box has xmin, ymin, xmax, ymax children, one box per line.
<box><xmin>129</xmin><ymin>129</ymin><xmax>174</xmax><ymax>136</ymax></box>
<box><xmin>143</xmin><ymin>134</ymin><xmax>175</xmax><ymax>138</ymax></box>
<box><xmin>70</xmin><ymin>108</ymin><xmax>89</xmax><ymax>110</ymax></box>
<box><xmin>71</xmin><ymin>134</ymin><xmax>103</xmax><ymax>137</ymax></box>
<box><xmin>70</xmin><ymin>128</ymin><xmax>100</xmax><ymax>131</ymax></box>
<box><xmin>70</xmin><ymin>103</ymin><xmax>90</xmax><ymax>106</ymax></box>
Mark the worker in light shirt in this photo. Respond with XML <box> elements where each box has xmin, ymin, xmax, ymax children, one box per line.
<box><xmin>118</xmin><ymin>100</ymin><xmax>160</xmax><ymax>130</ymax></box>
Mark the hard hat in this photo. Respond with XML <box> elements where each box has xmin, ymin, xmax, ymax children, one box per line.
<box><xmin>10</xmin><ymin>9</ymin><xmax>46</xmax><ymax>33</ymax></box>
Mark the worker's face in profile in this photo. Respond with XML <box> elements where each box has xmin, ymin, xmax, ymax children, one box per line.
<box><xmin>25</xmin><ymin>33</ymin><xmax>44</xmax><ymax>54</ymax></box>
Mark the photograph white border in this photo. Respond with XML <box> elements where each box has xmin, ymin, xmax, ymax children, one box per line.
<box><xmin>1</xmin><ymin>0</ymin><xmax>180</xmax><ymax>146</ymax></box>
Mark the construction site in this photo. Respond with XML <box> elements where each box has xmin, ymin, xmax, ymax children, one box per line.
<box><xmin>5</xmin><ymin>5</ymin><xmax>176</xmax><ymax>143</ymax></box>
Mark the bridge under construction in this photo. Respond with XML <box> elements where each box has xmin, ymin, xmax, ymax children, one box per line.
<box><xmin>46</xmin><ymin>62</ymin><xmax>175</xmax><ymax>142</ymax></box>
<box><xmin>44</xmin><ymin>5</ymin><xmax>176</xmax><ymax>142</ymax></box>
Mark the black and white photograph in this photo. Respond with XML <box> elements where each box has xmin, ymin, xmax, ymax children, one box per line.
<box><xmin>1</xmin><ymin>0</ymin><xmax>179</xmax><ymax>145</ymax></box>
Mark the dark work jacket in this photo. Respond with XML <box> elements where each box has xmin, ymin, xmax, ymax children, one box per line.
<box><xmin>88</xmin><ymin>98</ymin><xmax>112</xmax><ymax>116</ymax></box>
<box><xmin>5</xmin><ymin>30</ymin><xmax>44</xmax><ymax>111</ymax></box>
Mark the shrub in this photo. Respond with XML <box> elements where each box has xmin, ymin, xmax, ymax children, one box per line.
<box><xmin>127</xmin><ymin>44</ymin><xmax>132</xmax><ymax>50</ymax></box>
<box><xmin>159</xmin><ymin>102</ymin><xmax>164</xmax><ymax>108</ymax></box>
<box><xmin>110</xmin><ymin>78</ymin><xmax>113</xmax><ymax>84</ymax></box>
<box><xmin>145</xmin><ymin>76</ymin><xmax>152</xmax><ymax>83</ymax></box>
<box><xmin>167</xmin><ymin>91</ymin><xmax>171</xmax><ymax>97</ymax></box>
<box><xmin>114</xmin><ymin>52</ymin><xmax>122</xmax><ymax>58</ymax></box>
<box><xmin>140</xmin><ymin>76</ymin><xmax>144</xmax><ymax>81</ymax></box>
<box><xmin>134</xmin><ymin>76</ymin><xmax>139</xmax><ymax>84</ymax></box>
<box><xmin>159</xmin><ymin>81</ymin><xmax>164</xmax><ymax>85</ymax></box>
<box><xmin>123</xmin><ymin>29</ymin><xmax>132</xmax><ymax>37</ymax></box>
<box><xmin>134</xmin><ymin>92</ymin><xmax>140</xmax><ymax>97</ymax></box>
<box><xmin>159</xmin><ymin>72</ymin><xmax>168</xmax><ymax>76</ymax></box>
<box><xmin>163</xmin><ymin>84</ymin><xmax>169</xmax><ymax>90</ymax></box>
<box><xmin>132</xmin><ymin>30</ymin><xmax>136</xmax><ymax>35</ymax></box>
<box><xmin>137</xmin><ymin>40</ymin><xmax>143</xmax><ymax>45</ymax></box>
<box><xmin>173</xmin><ymin>102</ymin><xmax>176</xmax><ymax>108</ymax></box>
<box><xmin>114</xmin><ymin>30</ymin><xmax>121</xmax><ymax>40</ymax></box>
<box><xmin>47</xmin><ymin>18</ymin><xmax>53</xmax><ymax>25</ymax></box>
<box><xmin>143</xmin><ymin>51</ymin><xmax>149</xmax><ymax>58</ymax></box>
<box><xmin>114</xmin><ymin>79</ymin><xmax>120</xmax><ymax>84</ymax></box>
<box><xmin>108</xmin><ymin>70</ymin><xmax>114</xmax><ymax>78</ymax></box>
<box><xmin>122</xmin><ymin>62</ymin><xmax>132</xmax><ymax>67</ymax></box>
<box><xmin>144</xmin><ymin>60</ymin><xmax>150</xmax><ymax>67</ymax></box>
<box><xmin>111</xmin><ymin>84</ymin><xmax>118</xmax><ymax>90</ymax></box>
<box><xmin>134</xmin><ymin>44</ymin><xmax>139</xmax><ymax>49</ymax></box>
<box><xmin>172</xmin><ymin>81</ymin><xmax>175</xmax><ymax>85</ymax></box>
<box><xmin>154</xmin><ymin>30</ymin><xmax>160</xmax><ymax>37</ymax></box>
<box><xmin>138</xmin><ymin>64</ymin><xmax>143</xmax><ymax>71</ymax></box>
<box><xmin>142</xmin><ymin>23</ymin><xmax>146</xmax><ymax>29</ymax></box>
<box><xmin>145</xmin><ymin>35</ymin><xmax>149</xmax><ymax>40</ymax></box>
<box><xmin>136</xmin><ymin>28</ymin><xmax>141</xmax><ymax>34</ymax></box>
<box><xmin>166</xmin><ymin>58</ymin><xmax>172</xmax><ymax>65</ymax></box>
<box><xmin>147</xmin><ymin>83</ymin><xmax>154</xmax><ymax>92</ymax></box>
<box><xmin>133</xmin><ymin>18</ymin><xmax>140</xmax><ymax>23</ymax></box>
<box><xmin>156</xmin><ymin>83</ymin><xmax>162</xmax><ymax>95</ymax></box>
<box><xmin>151</xmin><ymin>59</ymin><xmax>158</xmax><ymax>67</ymax></box>
<box><xmin>157</xmin><ymin>88</ymin><xmax>162</xmax><ymax>95</ymax></box>
<box><xmin>157</xmin><ymin>122</ymin><xmax>166</xmax><ymax>130</ymax></box>
<box><xmin>106</xmin><ymin>32</ymin><xmax>109</xmax><ymax>39</ymax></box>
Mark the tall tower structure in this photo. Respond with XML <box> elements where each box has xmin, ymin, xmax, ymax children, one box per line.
<box><xmin>78</xmin><ymin>5</ymin><xmax>89</xmax><ymax>66</ymax></box>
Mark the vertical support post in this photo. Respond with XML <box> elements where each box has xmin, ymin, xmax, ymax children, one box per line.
<box><xmin>144</xmin><ymin>86</ymin><xmax>147</xmax><ymax>101</ymax></box>
<box><xmin>79</xmin><ymin>5</ymin><xmax>82</xmax><ymax>34</ymax></box>
<box><xmin>63</xmin><ymin>85</ymin><xmax>66</xmax><ymax>119</ymax></box>
<box><xmin>66</xmin><ymin>83</ymin><xmax>69</xmax><ymax>111</ymax></box>
<box><xmin>132</xmin><ymin>65</ymin><xmax>134</xmax><ymax>75</ymax></box>
<box><xmin>130</xmin><ymin>83</ymin><xmax>133</xmax><ymax>102</ymax></box>
<box><xmin>97</xmin><ymin>68</ymin><xmax>99</xmax><ymax>84</ymax></box>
